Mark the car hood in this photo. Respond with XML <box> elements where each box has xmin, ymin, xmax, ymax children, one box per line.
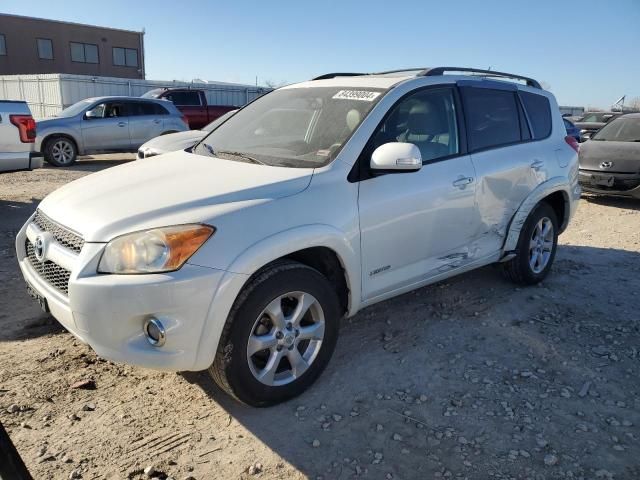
<box><xmin>36</xmin><ymin>116</ymin><xmax>75</xmax><ymax>129</ymax></box>
<box><xmin>139</xmin><ymin>130</ymin><xmax>206</xmax><ymax>155</ymax></box>
<box><xmin>38</xmin><ymin>150</ymin><xmax>313</xmax><ymax>242</ymax></box>
<box><xmin>579</xmin><ymin>140</ymin><xmax>640</xmax><ymax>173</ymax></box>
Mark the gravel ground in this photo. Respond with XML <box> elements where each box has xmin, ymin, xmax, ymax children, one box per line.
<box><xmin>1</xmin><ymin>156</ymin><xmax>639</xmax><ymax>480</ymax></box>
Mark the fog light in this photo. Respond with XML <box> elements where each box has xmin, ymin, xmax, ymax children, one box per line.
<box><xmin>144</xmin><ymin>317</ymin><xmax>166</xmax><ymax>347</ymax></box>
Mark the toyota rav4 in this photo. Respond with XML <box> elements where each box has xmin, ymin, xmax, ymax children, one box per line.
<box><xmin>16</xmin><ymin>67</ymin><xmax>580</xmax><ymax>406</ymax></box>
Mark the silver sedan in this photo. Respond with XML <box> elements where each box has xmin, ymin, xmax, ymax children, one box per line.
<box><xmin>36</xmin><ymin>96</ymin><xmax>189</xmax><ymax>166</ymax></box>
<box><xmin>137</xmin><ymin>109</ymin><xmax>238</xmax><ymax>159</ymax></box>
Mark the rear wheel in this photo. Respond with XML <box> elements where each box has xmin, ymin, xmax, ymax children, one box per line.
<box><xmin>209</xmin><ymin>261</ymin><xmax>341</xmax><ymax>407</ymax></box>
<box><xmin>502</xmin><ymin>202</ymin><xmax>558</xmax><ymax>285</ymax></box>
<box><xmin>44</xmin><ymin>136</ymin><xmax>77</xmax><ymax>166</ymax></box>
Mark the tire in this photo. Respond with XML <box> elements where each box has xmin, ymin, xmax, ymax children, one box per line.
<box><xmin>209</xmin><ymin>260</ymin><xmax>341</xmax><ymax>407</ymax></box>
<box><xmin>44</xmin><ymin>136</ymin><xmax>77</xmax><ymax>167</ymax></box>
<box><xmin>502</xmin><ymin>202</ymin><xmax>559</xmax><ymax>285</ymax></box>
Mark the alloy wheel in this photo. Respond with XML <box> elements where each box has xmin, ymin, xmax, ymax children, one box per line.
<box><xmin>529</xmin><ymin>217</ymin><xmax>554</xmax><ymax>274</ymax></box>
<box><xmin>51</xmin><ymin>140</ymin><xmax>74</xmax><ymax>164</ymax></box>
<box><xmin>247</xmin><ymin>291</ymin><xmax>325</xmax><ymax>387</ymax></box>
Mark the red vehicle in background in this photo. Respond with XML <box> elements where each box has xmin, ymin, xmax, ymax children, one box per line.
<box><xmin>142</xmin><ymin>88</ymin><xmax>237</xmax><ymax>130</ymax></box>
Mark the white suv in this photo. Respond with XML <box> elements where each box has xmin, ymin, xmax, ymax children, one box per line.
<box><xmin>16</xmin><ymin>67</ymin><xmax>580</xmax><ymax>406</ymax></box>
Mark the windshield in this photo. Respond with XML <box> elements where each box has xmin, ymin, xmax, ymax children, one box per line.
<box><xmin>592</xmin><ymin>117</ymin><xmax>640</xmax><ymax>142</ymax></box>
<box><xmin>57</xmin><ymin>99</ymin><xmax>94</xmax><ymax>118</ymax></box>
<box><xmin>580</xmin><ymin>112</ymin><xmax>615</xmax><ymax>123</ymax></box>
<box><xmin>193</xmin><ymin>87</ymin><xmax>385</xmax><ymax>168</ymax></box>
<box><xmin>202</xmin><ymin>109</ymin><xmax>238</xmax><ymax>132</ymax></box>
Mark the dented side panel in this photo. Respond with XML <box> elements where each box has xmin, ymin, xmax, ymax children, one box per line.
<box><xmin>468</xmin><ymin>141</ymin><xmax>546</xmax><ymax>259</ymax></box>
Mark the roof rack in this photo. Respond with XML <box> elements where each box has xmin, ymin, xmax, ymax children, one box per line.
<box><xmin>312</xmin><ymin>72</ymin><xmax>367</xmax><ymax>80</ymax></box>
<box><xmin>421</xmin><ymin>67</ymin><xmax>541</xmax><ymax>89</ymax></box>
<box><xmin>311</xmin><ymin>67</ymin><xmax>542</xmax><ymax>89</ymax></box>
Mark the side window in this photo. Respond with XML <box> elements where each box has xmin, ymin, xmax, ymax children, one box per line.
<box><xmin>372</xmin><ymin>88</ymin><xmax>459</xmax><ymax>163</ymax></box>
<box><xmin>166</xmin><ymin>91</ymin><xmax>201</xmax><ymax>106</ymax></box>
<box><xmin>128</xmin><ymin>102</ymin><xmax>159</xmax><ymax>116</ymax></box>
<box><xmin>461</xmin><ymin>87</ymin><xmax>521</xmax><ymax>151</ymax></box>
<box><xmin>153</xmin><ymin>103</ymin><xmax>169</xmax><ymax>115</ymax></box>
<box><xmin>85</xmin><ymin>103</ymin><xmax>106</xmax><ymax>118</ymax></box>
<box><xmin>520</xmin><ymin>92</ymin><xmax>551</xmax><ymax>139</ymax></box>
<box><xmin>104</xmin><ymin>103</ymin><xmax>126</xmax><ymax>118</ymax></box>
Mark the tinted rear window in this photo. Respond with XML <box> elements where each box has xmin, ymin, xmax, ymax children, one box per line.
<box><xmin>128</xmin><ymin>102</ymin><xmax>170</xmax><ymax>116</ymax></box>
<box><xmin>461</xmin><ymin>87</ymin><xmax>521</xmax><ymax>151</ymax></box>
<box><xmin>165</xmin><ymin>91</ymin><xmax>201</xmax><ymax>106</ymax></box>
<box><xmin>520</xmin><ymin>92</ymin><xmax>552</xmax><ymax>139</ymax></box>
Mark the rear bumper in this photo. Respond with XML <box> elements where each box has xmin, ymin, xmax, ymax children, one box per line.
<box><xmin>578</xmin><ymin>169</ymin><xmax>640</xmax><ymax>198</ymax></box>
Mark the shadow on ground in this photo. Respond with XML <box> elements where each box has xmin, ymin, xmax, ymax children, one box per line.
<box><xmin>181</xmin><ymin>243</ymin><xmax>640</xmax><ymax>479</ymax></box>
<box><xmin>582</xmin><ymin>193</ymin><xmax>640</xmax><ymax>211</ymax></box>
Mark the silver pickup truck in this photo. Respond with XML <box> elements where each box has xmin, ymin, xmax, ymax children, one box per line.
<box><xmin>0</xmin><ymin>100</ymin><xmax>42</xmax><ymax>172</ymax></box>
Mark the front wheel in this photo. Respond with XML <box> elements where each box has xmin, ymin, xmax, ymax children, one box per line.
<box><xmin>44</xmin><ymin>136</ymin><xmax>77</xmax><ymax>166</ymax></box>
<box><xmin>502</xmin><ymin>202</ymin><xmax>559</xmax><ymax>285</ymax></box>
<box><xmin>209</xmin><ymin>261</ymin><xmax>341</xmax><ymax>407</ymax></box>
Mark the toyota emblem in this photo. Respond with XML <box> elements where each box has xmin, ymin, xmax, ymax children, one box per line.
<box><xmin>600</xmin><ymin>161</ymin><xmax>613</xmax><ymax>169</ymax></box>
<box><xmin>34</xmin><ymin>235</ymin><xmax>46</xmax><ymax>262</ymax></box>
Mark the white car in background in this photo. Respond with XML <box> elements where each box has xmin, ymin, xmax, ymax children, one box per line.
<box><xmin>0</xmin><ymin>101</ymin><xmax>42</xmax><ymax>172</ymax></box>
<box><xmin>16</xmin><ymin>67</ymin><xmax>579</xmax><ymax>407</ymax></box>
<box><xmin>137</xmin><ymin>109</ymin><xmax>238</xmax><ymax>159</ymax></box>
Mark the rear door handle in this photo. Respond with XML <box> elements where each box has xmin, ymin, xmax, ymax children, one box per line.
<box><xmin>452</xmin><ymin>176</ymin><xmax>474</xmax><ymax>188</ymax></box>
<box><xmin>531</xmin><ymin>160</ymin><xmax>544</xmax><ymax>170</ymax></box>
<box><xmin>117</xmin><ymin>122</ymin><xmax>127</xmax><ymax>127</ymax></box>
<box><xmin>153</xmin><ymin>119</ymin><xmax>161</xmax><ymax>124</ymax></box>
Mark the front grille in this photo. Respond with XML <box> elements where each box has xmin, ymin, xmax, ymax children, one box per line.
<box><xmin>26</xmin><ymin>240</ymin><xmax>71</xmax><ymax>295</ymax></box>
<box><xmin>33</xmin><ymin>210</ymin><xmax>84</xmax><ymax>254</ymax></box>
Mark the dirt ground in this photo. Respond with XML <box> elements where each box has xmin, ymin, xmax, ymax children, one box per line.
<box><xmin>1</xmin><ymin>156</ymin><xmax>639</xmax><ymax>480</ymax></box>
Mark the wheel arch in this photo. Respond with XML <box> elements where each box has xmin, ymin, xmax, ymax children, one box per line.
<box><xmin>41</xmin><ymin>132</ymin><xmax>80</xmax><ymax>155</ymax></box>
<box><xmin>502</xmin><ymin>178</ymin><xmax>573</xmax><ymax>254</ymax></box>
<box><xmin>191</xmin><ymin>225</ymin><xmax>360</xmax><ymax>371</ymax></box>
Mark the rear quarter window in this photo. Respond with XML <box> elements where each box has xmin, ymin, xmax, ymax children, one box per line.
<box><xmin>520</xmin><ymin>92</ymin><xmax>552</xmax><ymax>139</ymax></box>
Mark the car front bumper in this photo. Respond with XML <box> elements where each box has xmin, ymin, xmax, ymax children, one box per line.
<box><xmin>16</xmin><ymin>214</ymin><xmax>237</xmax><ymax>372</ymax></box>
<box><xmin>578</xmin><ymin>169</ymin><xmax>640</xmax><ymax>198</ymax></box>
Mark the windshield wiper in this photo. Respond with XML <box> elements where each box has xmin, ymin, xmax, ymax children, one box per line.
<box><xmin>216</xmin><ymin>150</ymin><xmax>265</xmax><ymax>165</ymax></box>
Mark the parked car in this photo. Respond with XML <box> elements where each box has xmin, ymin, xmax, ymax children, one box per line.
<box><xmin>137</xmin><ymin>109</ymin><xmax>238</xmax><ymax>159</ymax></box>
<box><xmin>16</xmin><ymin>67</ymin><xmax>579</xmax><ymax>407</ymax></box>
<box><xmin>563</xmin><ymin>118</ymin><xmax>581</xmax><ymax>143</ymax></box>
<box><xmin>142</xmin><ymin>88</ymin><xmax>237</xmax><ymax>130</ymax></box>
<box><xmin>35</xmin><ymin>97</ymin><xmax>189</xmax><ymax>167</ymax></box>
<box><xmin>0</xmin><ymin>100</ymin><xmax>42</xmax><ymax>172</ymax></box>
<box><xmin>578</xmin><ymin>113</ymin><xmax>640</xmax><ymax>198</ymax></box>
<box><xmin>574</xmin><ymin>111</ymin><xmax>622</xmax><ymax>142</ymax></box>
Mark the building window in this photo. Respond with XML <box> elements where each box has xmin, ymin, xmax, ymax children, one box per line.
<box><xmin>37</xmin><ymin>38</ymin><xmax>53</xmax><ymax>60</ymax></box>
<box><xmin>70</xmin><ymin>42</ymin><xmax>99</xmax><ymax>64</ymax></box>
<box><xmin>0</xmin><ymin>34</ymin><xmax>6</xmax><ymax>56</ymax></box>
<box><xmin>112</xmin><ymin>47</ymin><xmax>138</xmax><ymax>67</ymax></box>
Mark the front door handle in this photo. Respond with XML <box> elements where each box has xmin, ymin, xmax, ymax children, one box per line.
<box><xmin>452</xmin><ymin>176</ymin><xmax>474</xmax><ymax>188</ymax></box>
<box><xmin>117</xmin><ymin>122</ymin><xmax>126</xmax><ymax>127</ymax></box>
<box><xmin>153</xmin><ymin>119</ymin><xmax>161</xmax><ymax>124</ymax></box>
<box><xmin>531</xmin><ymin>160</ymin><xmax>544</xmax><ymax>171</ymax></box>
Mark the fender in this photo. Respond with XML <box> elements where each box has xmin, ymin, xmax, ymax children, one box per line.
<box><xmin>502</xmin><ymin>177</ymin><xmax>572</xmax><ymax>254</ymax></box>
<box><xmin>37</xmin><ymin>127</ymin><xmax>83</xmax><ymax>154</ymax></box>
<box><xmin>191</xmin><ymin>224</ymin><xmax>361</xmax><ymax>371</ymax></box>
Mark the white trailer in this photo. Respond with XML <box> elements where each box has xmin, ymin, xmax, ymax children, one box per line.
<box><xmin>0</xmin><ymin>74</ymin><xmax>269</xmax><ymax>119</ymax></box>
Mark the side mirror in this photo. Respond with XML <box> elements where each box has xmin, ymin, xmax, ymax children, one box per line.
<box><xmin>84</xmin><ymin>110</ymin><xmax>100</xmax><ymax>120</ymax></box>
<box><xmin>370</xmin><ymin>142</ymin><xmax>422</xmax><ymax>173</ymax></box>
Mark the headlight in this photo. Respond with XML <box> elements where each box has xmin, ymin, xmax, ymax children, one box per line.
<box><xmin>98</xmin><ymin>224</ymin><xmax>214</xmax><ymax>274</ymax></box>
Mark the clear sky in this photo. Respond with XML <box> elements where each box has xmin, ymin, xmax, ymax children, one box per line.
<box><xmin>2</xmin><ymin>0</ymin><xmax>638</xmax><ymax>108</ymax></box>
